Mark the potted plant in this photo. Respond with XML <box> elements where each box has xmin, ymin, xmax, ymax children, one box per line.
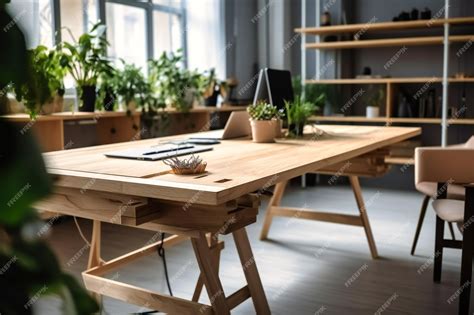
<box><xmin>292</xmin><ymin>76</ymin><xmax>326</xmax><ymax>115</ymax></box>
<box><xmin>366</xmin><ymin>87</ymin><xmax>384</xmax><ymax>118</ymax></box>
<box><xmin>202</xmin><ymin>68</ymin><xmax>228</xmax><ymax>107</ymax></box>
<box><xmin>58</xmin><ymin>23</ymin><xmax>114</xmax><ymax>112</ymax></box>
<box><xmin>115</xmin><ymin>61</ymin><xmax>149</xmax><ymax>112</ymax></box>
<box><xmin>284</xmin><ymin>96</ymin><xmax>317</xmax><ymax>137</ymax></box>
<box><xmin>247</xmin><ymin>101</ymin><xmax>284</xmax><ymax>143</ymax></box>
<box><xmin>14</xmin><ymin>46</ymin><xmax>66</xmax><ymax>117</ymax></box>
<box><xmin>97</xmin><ymin>68</ymin><xmax>119</xmax><ymax>111</ymax></box>
<box><xmin>148</xmin><ymin>49</ymin><xmax>205</xmax><ymax>112</ymax></box>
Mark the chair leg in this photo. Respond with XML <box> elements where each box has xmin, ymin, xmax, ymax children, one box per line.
<box><xmin>434</xmin><ymin>216</ymin><xmax>444</xmax><ymax>283</ymax></box>
<box><xmin>458</xmin><ymin>187</ymin><xmax>474</xmax><ymax>315</ymax></box>
<box><xmin>411</xmin><ymin>195</ymin><xmax>430</xmax><ymax>255</ymax></box>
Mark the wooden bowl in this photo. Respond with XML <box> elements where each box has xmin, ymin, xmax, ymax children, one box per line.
<box><xmin>170</xmin><ymin>162</ymin><xmax>207</xmax><ymax>175</ymax></box>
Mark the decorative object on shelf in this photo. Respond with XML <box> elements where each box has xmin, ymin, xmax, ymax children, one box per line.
<box><xmin>362</xmin><ymin>67</ymin><xmax>372</xmax><ymax>76</ymax></box>
<box><xmin>398</xmin><ymin>95</ymin><xmax>410</xmax><ymax>118</ymax></box>
<box><xmin>163</xmin><ymin>154</ymin><xmax>207</xmax><ymax>175</ymax></box>
<box><xmin>285</xmin><ymin>97</ymin><xmax>316</xmax><ymax>137</ymax></box>
<box><xmin>247</xmin><ymin>101</ymin><xmax>284</xmax><ymax>143</ymax></box>
<box><xmin>148</xmin><ymin>49</ymin><xmax>205</xmax><ymax>112</ymax></box>
<box><xmin>14</xmin><ymin>45</ymin><xmax>66</xmax><ymax>117</ymax></box>
<box><xmin>420</xmin><ymin>8</ymin><xmax>432</xmax><ymax>20</ymax></box>
<box><xmin>202</xmin><ymin>68</ymin><xmax>228</xmax><ymax>107</ymax></box>
<box><xmin>366</xmin><ymin>87</ymin><xmax>384</xmax><ymax>118</ymax></box>
<box><xmin>411</xmin><ymin>8</ymin><xmax>419</xmax><ymax>20</ymax></box>
<box><xmin>222</xmin><ymin>77</ymin><xmax>239</xmax><ymax>105</ymax></box>
<box><xmin>321</xmin><ymin>11</ymin><xmax>338</xmax><ymax>42</ymax></box>
<box><xmin>58</xmin><ymin>23</ymin><xmax>114</xmax><ymax>112</ymax></box>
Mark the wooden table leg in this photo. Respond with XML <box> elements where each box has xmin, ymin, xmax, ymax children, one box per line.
<box><xmin>87</xmin><ymin>220</ymin><xmax>102</xmax><ymax>302</ymax></box>
<box><xmin>349</xmin><ymin>176</ymin><xmax>379</xmax><ymax>259</ymax></box>
<box><xmin>260</xmin><ymin>181</ymin><xmax>288</xmax><ymax>240</ymax></box>
<box><xmin>192</xmin><ymin>234</ymin><xmax>221</xmax><ymax>302</ymax></box>
<box><xmin>191</xmin><ymin>232</ymin><xmax>230</xmax><ymax>315</ymax></box>
<box><xmin>233</xmin><ymin>228</ymin><xmax>271</xmax><ymax>315</ymax></box>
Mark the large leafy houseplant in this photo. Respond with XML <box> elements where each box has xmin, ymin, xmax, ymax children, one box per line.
<box><xmin>149</xmin><ymin>49</ymin><xmax>205</xmax><ymax>112</ymax></box>
<box><xmin>0</xmin><ymin>2</ymin><xmax>98</xmax><ymax>314</ymax></box>
<box><xmin>14</xmin><ymin>46</ymin><xmax>66</xmax><ymax>117</ymax></box>
<box><xmin>58</xmin><ymin>23</ymin><xmax>114</xmax><ymax>112</ymax></box>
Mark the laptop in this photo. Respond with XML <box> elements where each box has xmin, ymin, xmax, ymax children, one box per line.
<box><xmin>190</xmin><ymin>111</ymin><xmax>251</xmax><ymax>140</ymax></box>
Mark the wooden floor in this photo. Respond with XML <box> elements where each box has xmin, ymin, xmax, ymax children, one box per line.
<box><xmin>36</xmin><ymin>183</ymin><xmax>467</xmax><ymax>314</ymax></box>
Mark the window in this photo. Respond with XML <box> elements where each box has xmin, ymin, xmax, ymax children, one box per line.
<box><xmin>60</xmin><ymin>0</ymin><xmax>98</xmax><ymax>43</ymax></box>
<box><xmin>106</xmin><ymin>2</ymin><xmax>147</xmax><ymax>70</ymax></box>
<box><xmin>5</xmin><ymin>0</ymin><xmax>54</xmax><ymax>48</ymax></box>
<box><xmin>153</xmin><ymin>10</ymin><xmax>183</xmax><ymax>58</ymax></box>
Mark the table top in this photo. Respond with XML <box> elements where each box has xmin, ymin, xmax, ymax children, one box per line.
<box><xmin>0</xmin><ymin>106</ymin><xmax>248</xmax><ymax>122</ymax></box>
<box><xmin>43</xmin><ymin>125</ymin><xmax>420</xmax><ymax>205</ymax></box>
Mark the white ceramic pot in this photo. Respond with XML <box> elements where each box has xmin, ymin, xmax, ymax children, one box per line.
<box><xmin>366</xmin><ymin>106</ymin><xmax>379</xmax><ymax>118</ymax></box>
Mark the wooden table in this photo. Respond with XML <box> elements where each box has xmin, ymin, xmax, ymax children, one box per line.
<box><xmin>35</xmin><ymin>125</ymin><xmax>420</xmax><ymax>314</ymax></box>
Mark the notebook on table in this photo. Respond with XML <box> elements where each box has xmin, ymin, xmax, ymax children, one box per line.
<box><xmin>105</xmin><ymin>144</ymin><xmax>213</xmax><ymax>161</ymax></box>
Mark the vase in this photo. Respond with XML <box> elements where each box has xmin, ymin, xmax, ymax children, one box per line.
<box><xmin>41</xmin><ymin>100</ymin><xmax>55</xmax><ymax>115</ymax></box>
<box><xmin>80</xmin><ymin>85</ymin><xmax>96</xmax><ymax>112</ymax></box>
<box><xmin>366</xmin><ymin>106</ymin><xmax>379</xmax><ymax>118</ymax></box>
<box><xmin>250</xmin><ymin>119</ymin><xmax>278</xmax><ymax>143</ymax></box>
<box><xmin>53</xmin><ymin>94</ymin><xmax>64</xmax><ymax>112</ymax></box>
<box><xmin>104</xmin><ymin>90</ymin><xmax>116</xmax><ymax>111</ymax></box>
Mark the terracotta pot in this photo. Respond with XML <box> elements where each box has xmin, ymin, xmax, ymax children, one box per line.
<box><xmin>54</xmin><ymin>94</ymin><xmax>64</xmax><ymax>112</ymax></box>
<box><xmin>250</xmin><ymin>119</ymin><xmax>278</xmax><ymax>143</ymax></box>
<box><xmin>274</xmin><ymin>119</ymin><xmax>283</xmax><ymax>138</ymax></box>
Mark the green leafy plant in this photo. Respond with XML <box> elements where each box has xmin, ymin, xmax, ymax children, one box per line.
<box><xmin>247</xmin><ymin>101</ymin><xmax>284</xmax><ymax>120</ymax></box>
<box><xmin>202</xmin><ymin>68</ymin><xmax>228</xmax><ymax>103</ymax></box>
<box><xmin>285</xmin><ymin>96</ymin><xmax>317</xmax><ymax>136</ymax></box>
<box><xmin>367</xmin><ymin>86</ymin><xmax>385</xmax><ymax>108</ymax></box>
<box><xmin>58</xmin><ymin>23</ymin><xmax>114</xmax><ymax>87</ymax></box>
<box><xmin>96</xmin><ymin>67</ymin><xmax>118</xmax><ymax>111</ymax></box>
<box><xmin>114</xmin><ymin>60</ymin><xmax>149</xmax><ymax>110</ymax></box>
<box><xmin>14</xmin><ymin>46</ymin><xmax>66</xmax><ymax>117</ymax></box>
<box><xmin>0</xmin><ymin>4</ymin><xmax>99</xmax><ymax>314</ymax></box>
<box><xmin>292</xmin><ymin>75</ymin><xmax>326</xmax><ymax>110</ymax></box>
<box><xmin>148</xmin><ymin>49</ymin><xmax>205</xmax><ymax>112</ymax></box>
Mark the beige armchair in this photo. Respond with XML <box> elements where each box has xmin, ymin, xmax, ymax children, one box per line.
<box><xmin>411</xmin><ymin>137</ymin><xmax>474</xmax><ymax>255</ymax></box>
<box><xmin>415</xmin><ymin>145</ymin><xmax>474</xmax><ymax>315</ymax></box>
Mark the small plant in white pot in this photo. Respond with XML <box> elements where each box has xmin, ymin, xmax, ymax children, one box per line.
<box><xmin>247</xmin><ymin>102</ymin><xmax>284</xmax><ymax>143</ymax></box>
<box><xmin>366</xmin><ymin>88</ymin><xmax>384</xmax><ymax>118</ymax></box>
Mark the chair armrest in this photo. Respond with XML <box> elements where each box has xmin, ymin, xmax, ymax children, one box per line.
<box><xmin>415</xmin><ymin>147</ymin><xmax>474</xmax><ymax>185</ymax></box>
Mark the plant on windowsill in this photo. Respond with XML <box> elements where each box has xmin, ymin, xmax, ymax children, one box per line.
<box><xmin>114</xmin><ymin>60</ymin><xmax>150</xmax><ymax>113</ymax></box>
<box><xmin>202</xmin><ymin>68</ymin><xmax>228</xmax><ymax>107</ymax></box>
<box><xmin>148</xmin><ymin>49</ymin><xmax>205</xmax><ymax>112</ymax></box>
<box><xmin>284</xmin><ymin>96</ymin><xmax>317</xmax><ymax>137</ymax></box>
<box><xmin>14</xmin><ymin>45</ymin><xmax>67</xmax><ymax>117</ymax></box>
<box><xmin>58</xmin><ymin>23</ymin><xmax>114</xmax><ymax>112</ymax></box>
<box><xmin>247</xmin><ymin>101</ymin><xmax>284</xmax><ymax>143</ymax></box>
<box><xmin>96</xmin><ymin>67</ymin><xmax>119</xmax><ymax>112</ymax></box>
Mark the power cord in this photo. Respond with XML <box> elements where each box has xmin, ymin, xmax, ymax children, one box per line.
<box><xmin>135</xmin><ymin>232</ymin><xmax>173</xmax><ymax>315</ymax></box>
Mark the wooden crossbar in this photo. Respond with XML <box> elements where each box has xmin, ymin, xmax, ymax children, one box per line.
<box><xmin>271</xmin><ymin>206</ymin><xmax>363</xmax><ymax>226</ymax></box>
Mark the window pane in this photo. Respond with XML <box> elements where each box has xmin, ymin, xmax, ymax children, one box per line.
<box><xmin>61</xmin><ymin>0</ymin><xmax>98</xmax><ymax>43</ymax></box>
<box><xmin>153</xmin><ymin>11</ymin><xmax>182</xmax><ymax>57</ymax></box>
<box><xmin>106</xmin><ymin>3</ymin><xmax>147</xmax><ymax>70</ymax></box>
<box><xmin>153</xmin><ymin>0</ymin><xmax>183</xmax><ymax>9</ymax></box>
<box><xmin>5</xmin><ymin>0</ymin><xmax>54</xmax><ymax>48</ymax></box>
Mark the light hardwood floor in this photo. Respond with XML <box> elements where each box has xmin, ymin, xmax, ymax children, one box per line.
<box><xmin>36</xmin><ymin>184</ymin><xmax>466</xmax><ymax>315</ymax></box>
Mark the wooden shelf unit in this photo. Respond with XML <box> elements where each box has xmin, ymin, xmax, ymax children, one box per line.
<box><xmin>295</xmin><ymin>17</ymin><xmax>474</xmax><ymax>35</ymax></box>
<box><xmin>305</xmin><ymin>35</ymin><xmax>474</xmax><ymax>50</ymax></box>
